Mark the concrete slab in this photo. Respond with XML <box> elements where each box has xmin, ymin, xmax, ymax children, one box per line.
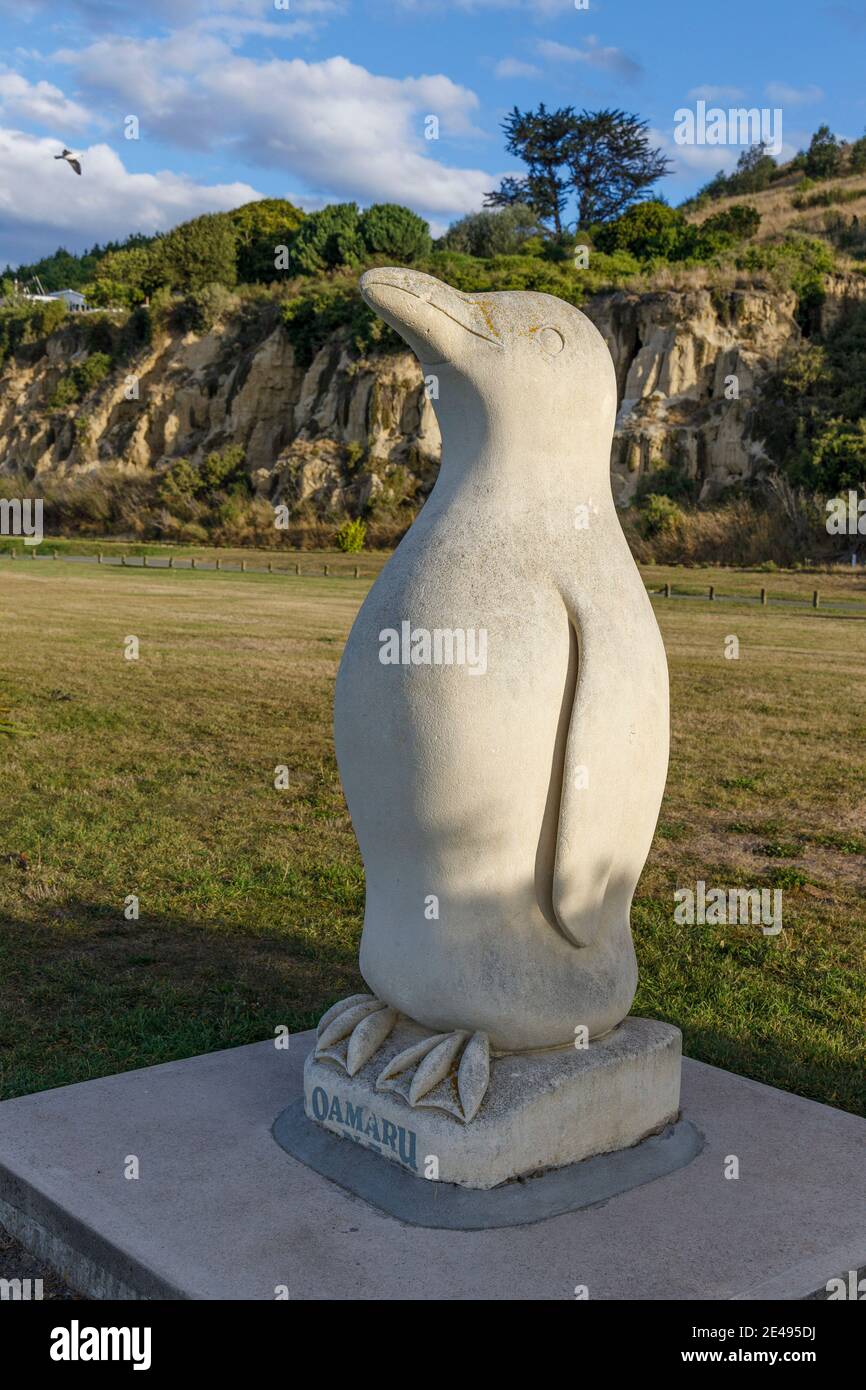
<box><xmin>0</xmin><ymin>1031</ymin><xmax>864</xmax><ymax>1300</ymax></box>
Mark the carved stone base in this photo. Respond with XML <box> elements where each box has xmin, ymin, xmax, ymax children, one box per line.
<box><xmin>304</xmin><ymin>1015</ymin><xmax>682</xmax><ymax>1190</ymax></box>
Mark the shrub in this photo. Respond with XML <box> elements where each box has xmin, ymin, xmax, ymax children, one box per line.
<box><xmin>594</xmin><ymin>201</ymin><xmax>691</xmax><ymax>261</ymax></box>
<box><xmin>75</xmin><ymin>352</ymin><xmax>112</xmax><ymax>392</ymax></box>
<box><xmin>0</xmin><ymin>299</ymin><xmax>67</xmax><ymax>364</ymax></box>
<box><xmin>697</xmin><ymin>203</ymin><xmax>761</xmax><ymax>244</ymax></box>
<box><xmin>335</xmin><ymin>517</ymin><xmax>367</xmax><ymax>552</ymax></box>
<box><xmin>151</xmin><ymin>213</ymin><xmax>238</xmax><ymax>293</ymax></box>
<box><xmin>90</xmin><ymin>245</ymin><xmax>157</xmax><ymax>307</ymax></box>
<box><xmin>290</xmin><ymin>204</ymin><xmax>365</xmax><ymax>275</ymax></box>
<box><xmin>691</xmin><ymin>144</ymin><xmax>778</xmax><ymax>205</ymax></box>
<box><xmin>228</xmin><ymin>198</ymin><xmax>306</xmax><ymax>283</ymax></box>
<box><xmin>176</xmin><ymin>282</ymin><xmax>237</xmax><ymax>333</ymax></box>
<box><xmin>281</xmin><ymin>284</ymin><xmax>398</xmax><ymax>366</ymax></box>
<box><xmin>157</xmin><ymin>458</ymin><xmax>202</xmax><ymax>509</ymax></box>
<box><xmin>49</xmin><ymin>376</ymin><xmax>81</xmax><ymax>408</ymax></box>
<box><xmin>804</xmin><ymin>125</ymin><xmax>842</xmax><ymax>180</ymax></box>
<box><xmin>638</xmin><ymin>493</ymin><xmax>685</xmax><ymax>538</ymax></box>
<box><xmin>439</xmin><ymin>205</ymin><xmax>544</xmax><ymax>258</ymax></box>
<box><xmin>49</xmin><ymin>351</ymin><xmax>112</xmax><ymax>407</ymax></box>
<box><xmin>736</xmin><ymin>234</ymin><xmax>834</xmax><ymax>324</ymax></box>
<box><xmin>200</xmin><ymin>444</ymin><xmax>249</xmax><ymax>495</ymax></box>
<box><xmin>755</xmin><ymin>299</ymin><xmax>866</xmax><ymax>493</ymax></box>
<box><xmin>850</xmin><ymin>134</ymin><xmax>866</xmax><ymax>174</ymax></box>
<box><xmin>359</xmin><ymin>204</ymin><xmax>431</xmax><ymax>262</ymax></box>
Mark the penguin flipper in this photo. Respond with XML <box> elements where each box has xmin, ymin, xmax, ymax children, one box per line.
<box><xmin>552</xmin><ymin>583</ymin><xmax>669</xmax><ymax>949</ymax></box>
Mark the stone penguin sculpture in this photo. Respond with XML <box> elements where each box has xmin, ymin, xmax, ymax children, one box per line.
<box><xmin>314</xmin><ymin>268</ymin><xmax>669</xmax><ymax>1124</ymax></box>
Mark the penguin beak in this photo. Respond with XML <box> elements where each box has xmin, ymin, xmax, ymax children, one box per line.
<box><xmin>360</xmin><ymin>268</ymin><xmax>502</xmax><ymax>365</ymax></box>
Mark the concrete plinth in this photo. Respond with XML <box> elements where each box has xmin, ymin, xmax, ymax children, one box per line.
<box><xmin>1</xmin><ymin>1032</ymin><xmax>865</xmax><ymax>1300</ymax></box>
<box><xmin>302</xmin><ymin>1016</ymin><xmax>682</xmax><ymax>1189</ymax></box>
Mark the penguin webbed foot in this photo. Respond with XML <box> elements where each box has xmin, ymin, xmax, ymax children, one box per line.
<box><xmin>376</xmin><ymin>1028</ymin><xmax>490</xmax><ymax>1123</ymax></box>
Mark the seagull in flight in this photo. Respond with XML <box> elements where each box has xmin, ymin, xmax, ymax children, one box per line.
<box><xmin>55</xmin><ymin>148</ymin><xmax>82</xmax><ymax>175</ymax></box>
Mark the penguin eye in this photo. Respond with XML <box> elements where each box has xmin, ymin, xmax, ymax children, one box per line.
<box><xmin>537</xmin><ymin>326</ymin><xmax>565</xmax><ymax>356</ymax></box>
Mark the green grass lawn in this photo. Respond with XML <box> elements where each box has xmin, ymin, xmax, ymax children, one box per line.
<box><xmin>1</xmin><ymin>557</ymin><xmax>864</xmax><ymax>1113</ymax></box>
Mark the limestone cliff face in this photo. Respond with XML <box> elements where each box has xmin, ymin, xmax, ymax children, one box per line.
<box><xmin>586</xmin><ymin>286</ymin><xmax>800</xmax><ymax>504</ymax></box>
<box><xmin>0</xmin><ymin>283</ymin><xmax>831</xmax><ymax>511</ymax></box>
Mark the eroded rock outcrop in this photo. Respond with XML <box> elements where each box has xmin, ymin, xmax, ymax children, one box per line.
<box><xmin>0</xmin><ymin>280</ymin><xmax>834</xmax><ymax>512</ymax></box>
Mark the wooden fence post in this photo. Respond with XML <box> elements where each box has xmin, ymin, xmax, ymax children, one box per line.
<box><xmin>295</xmin><ymin>562</ymin><xmax>300</xmax><ymax>575</ymax></box>
<box><xmin>709</xmin><ymin>585</ymin><xmax>715</xmax><ymax>601</ymax></box>
<box><xmin>813</xmin><ymin>589</ymin><xmax>820</xmax><ymax>609</ymax></box>
<box><xmin>324</xmin><ymin>563</ymin><xmax>329</xmax><ymax>576</ymax></box>
<box><xmin>353</xmin><ymin>565</ymin><xmax>359</xmax><ymax>578</ymax></box>
<box><xmin>761</xmin><ymin>587</ymin><xmax>767</xmax><ymax>606</ymax></box>
<box><xmin>664</xmin><ymin>582</ymin><xmax>671</xmax><ymax>598</ymax></box>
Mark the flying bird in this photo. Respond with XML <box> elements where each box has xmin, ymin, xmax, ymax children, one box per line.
<box><xmin>55</xmin><ymin>148</ymin><xmax>82</xmax><ymax>176</ymax></box>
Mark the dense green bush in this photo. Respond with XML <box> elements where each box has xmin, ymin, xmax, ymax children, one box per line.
<box><xmin>850</xmin><ymin>134</ymin><xmax>866</xmax><ymax>174</ymax></box>
<box><xmin>638</xmin><ymin>493</ymin><xmax>685</xmax><ymax>538</ymax></box>
<box><xmin>174</xmin><ymin>282</ymin><xmax>237</xmax><ymax>333</ymax></box>
<box><xmin>594</xmin><ymin>200</ymin><xmax>760</xmax><ymax>262</ymax></box>
<box><xmin>699</xmin><ymin>203</ymin><xmax>761</xmax><ymax>242</ymax></box>
<box><xmin>804</xmin><ymin>125</ymin><xmax>842</xmax><ymax>180</ymax></box>
<box><xmin>90</xmin><ymin>244</ymin><xmax>157</xmax><ymax>307</ymax></box>
<box><xmin>358</xmin><ymin>203</ymin><xmax>431</xmax><ymax>262</ymax></box>
<box><xmin>594</xmin><ymin>201</ymin><xmax>689</xmax><ymax>260</ymax></box>
<box><xmin>200</xmin><ymin>444</ymin><xmax>249</xmax><ymax>495</ymax></box>
<box><xmin>157</xmin><ymin>447</ymin><xmax>250</xmax><ymax>515</ymax></box>
<box><xmin>152</xmin><ymin>213</ymin><xmax>239</xmax><ymax>293</ymax></box>
<box><xmin>0</xmin><ymin>298</ymin><xmax>67</xmax><ymax>364</ymax></box>
<box><xmin>755</xmin><ymin>299</ymin><xmax>866</xmax><ymax>492</ymax></box>
<box><xmin>281</xmin><ymin>283</ymin><xmax>398</xmax><ymax>365</ymax></box>
<box><xmin>228</xmin><ymin>198</ymin><xmax>306</xmax><ymax>283</ymax></box>
<box><xmin>49</xmin><ymin>351</ymin><xmax>112</xmax><ymax>408</ymax></box>
<box><xmin>290</xmin><ymin>204</ymin><xmax>366</xmax><ymax>275</ymax></box>
<box><xmin>335</xmin><ymin>518</ymin><xmax>367</xmax><ymax>552</ymax></box>
<box><xmin>438</xmin><ymin>205</ymin><xmax>544</xmax><ymax>258</ymax></box>
<box><xmin>736</xmin><ymin>234</ymin><xmax>834</xmax><ymax>328</ymax></box>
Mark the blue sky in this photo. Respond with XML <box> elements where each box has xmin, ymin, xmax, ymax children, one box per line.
<box><xmin>0</xmin><ymin>0</ymin><xmax>862</xmax><ymax>267</ymax></box>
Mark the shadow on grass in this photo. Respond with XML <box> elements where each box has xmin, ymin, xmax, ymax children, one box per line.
<box><xmin>0</xmin><ymin>899</ymin><xmax>364</xmax><ymax>1101</ymax></box>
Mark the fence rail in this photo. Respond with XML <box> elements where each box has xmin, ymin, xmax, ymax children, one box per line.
<box><xmin>646</xmin><ymin>584</ymin><xmax>865</xmax><ymax>613</ymax></box>
<box><xmin>2</xmin><ymin>549</ymin><xmax>368</xmax><ymax>579</ymax></box>
<box><xmin>3</xmin><ymin>549</ymin><xmax>866</xmax><ymax>612</ymax></box>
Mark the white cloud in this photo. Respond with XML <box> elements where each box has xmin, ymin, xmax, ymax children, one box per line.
<box><xmin>0</xmin><ymin>69</ymin><xmax>92</xmax><ymax>131</ymax></box>
<box><xmin>687</xmin><ymin>85</ymin><xmax>746</xmax><ymax>102</ymax></box>
<box><xmin>648</xmin><ymin>126</ymin><xmax>736</xmax><ymax>179</ymax></box>
<box><xmin>0</xmin><ymin>127</ymin><xmax>261</xmax><ymax>265</ymax></box>
<box><xmin>53</xmin><ymin>41</ymin><xmax>497</xmax><ymax>221</ymax></box>
<box><xmin>765</xmin><ymin>82</ymin><xmax>824</xmax><ymax>105</ymax></box>
<box><xmin>494</xmin><ymin>57</ymin><xmax>542</xmax><ymax>79</ymax></box>
<box><xmin>536</xmin><ymin>37</ymin><xmax>643</xmax><ymax>82</ymax></box>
